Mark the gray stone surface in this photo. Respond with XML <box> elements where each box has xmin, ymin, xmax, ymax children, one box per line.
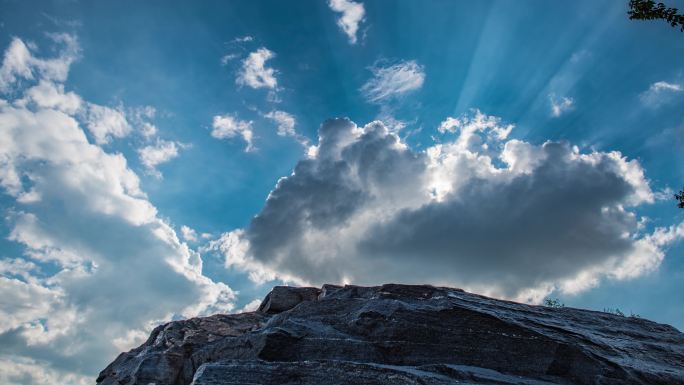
<box><xmin>97</xmin><ymin>284</ymin><xmax>684</xmax><ymax>385</ymax></box>
<box><xmin>191</xmin><ymin>360</ymin><xmax>559</xmax><ymax>385</ymax></box>
<box><xmin>256</xmin><ymin>285</ymin><xmax>322</xmax><ymax>314</ymax></box>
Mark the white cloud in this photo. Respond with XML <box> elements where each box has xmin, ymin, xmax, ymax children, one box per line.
<box><xmin>220</xmin><ymin>53</ymin><xmax>239</xmax><ymax>65</ymax></box>
<box><xmin>181</xmin><ymin>225</ymin><xmax>198</xmax><ymax>242</ymax></box>
<box><xmin>361</xmin><ymin>60</ymin><xmax>425</xmax><ymax>103</ymax></box>
<box><xmin>85</xmin><ymin>103</ymin><xmax>132</xmax><ymax>144</ymax></box>
<box><xmin>328</xmin><ymin>0</ymin><xmax>365</xmax><ymax>44</ymax></box>
<box><xmin>0</xmin><ymin>275</ymin><xmax>60</xmax><ymax>338</ymax></box>
<box><xmin>137</xmin><ymin>139</ymin><xmax>183</xmax><ymax>178</ymax></box>
<box><xmin>437</xmin><ymin>109</ymin><xmax>514</xmax><ymax>153</ymax></box>
<box><xmin>0</xmin><ymin>34</ymin><xmax>79</xmax><ymax>93</ymax></box>
<box><xmin>211</xmin><ymin>114</ymin><xmax>254</xmax><ymax>152</ymax></box>
<box><xmin>264</xmin><ymin>110</ymin><xmax>296</xmax><ymax>137</ymax></box>
<box><xmin>236</xmin><ymin>298</ymin><xmax>262</xmax><ymax>313</ymax></box>
<box><xmin>22</xmin><ymin>80</ymin><xmax>82</xmax><ymax>114</ymax></box>
<box><xmin>0</xmin><ymin>355</ymin><xmax>90</xmax><ymax>385</ymax></box>
<box><xmin>128</xmin><ymin>105</ymin><xmax>158</xmax><ymax>138</ymax></box>
<box><xmin>0</xmin><ymin>38</ymin><xmax>33</xmax><ymax>90</ymax></box>
<box><xmin>211</xmin><ymin>112</ymin><xmax>677</xmax><ymax>304</ymax></box>
<box><xmin>549</xmin><ymin>93</ymin><xmax>574</xmax><ymax>117</ymax></box>
<box><xmin>379</xmin><ymin>115</ymin><xmax>408</xmax><ymax>133</ymax></box>
<box><xmin>649</xmin><ymin>81</ymin><xmax>682</xmax><ymax>93</ymax></box>
<box><xmin>236</xmin><ymin>48</ymin><xmax>277</xmax><ymax>90</ymax></box>
<box><xmin>232</xmin><ymin>35</ymin><xmax>254</xmax><ymax>43</ymax></box>
<box><xmin>261</xmin><ymin>113</ymin><xmax>310</xmax><ymax>153</ymax></box>
<box><xmin>640</xmin><ymin>81</ymin><xmax>682</xmax><ymax>107</ymax></box>
<box><xmin>0</xmin><ymin>258</ymin><xmax>38</xmax><ymax>281</ymax></box>
<box><xmin>376</xmin><ymin>105</ymin><xmax>413</xmax><ymax>134</ymax></box>
<box><xmin>140</xmin><ymin>122</ymin><xmax>158</xmax><ymax>138</ymax></box>
<box><xmin>0</xmin><ymin>36</ymin><xmax>235</xmax><ymax>382</ymax></box>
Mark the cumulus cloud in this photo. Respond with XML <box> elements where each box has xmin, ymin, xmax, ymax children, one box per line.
<box><xmin>549</xmin><ymin>93</ymin><xmax>574</xmax><ymax>117</ymax></box>
<box><xmin>0</xmin><ymin>33</ymin><xmax>79</xmax><ymax>92</ymax></box>
<box><xmin>0</xmin><ymin>355</ymin><xmax>90</xmax><ymax>385</ymax></box>
<box><xmin>437</xmin><ymin>109</ymin><xmax>514</xmax><ymax>151</ymax></box>
<box><xmin>20</xmin><ymin>80</ymin><xmax>82</xmax><ymax>114</ymax></box>
<box><xmin>137</xmin><ymin>139</ymin><xmax>184</xmax><ymax>178</ymax></box>
<box><xmin>84</xmin><ymin>103</ymin><xmax>132</xmax><ymax>144</ymax></box>
<box><xmin>328</xmin><ymin>0</ymin><xmax>365</xmax><ymax>44</ymax></box>
<box><xmin>236</xmin><ymin>48</ymin><xmax>277</xmax><ymax>90</ymax></box>
<box><xmin>361</xmin><ymin>60</ymin><xmax>425</xmax><ymax>103</ymax></box>
<box><xmin>210</xmin><ymin>110</ymin><xmax>679</xmax><ymax>303</ymax></box>
<box><xmin>181</xmin><ymin>225</ymin><xmax>198</xmax><ymax>242</ymax></box>
<box><xmin>0</xmin><ymin>36</ymin><xmax>235</xmax><ymax>381</ymax></box>
<box><xmin>640</xmin><ymin>80</ymin><xmax>682</xmax><ymax>107</ymax></box>
<box><xmin>236</xmin><ymin>298</ymin><xmax>262</xmax><ymax>313</ymax></box>
<box><xmin>211</xmin><ymin>113</ymin><xmax>254</xmax><ymax>152</ymax></box>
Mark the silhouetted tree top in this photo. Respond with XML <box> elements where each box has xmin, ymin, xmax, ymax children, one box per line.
<box><xmin>628</xmin><ymin>0</ymin><xmax>684</xmax><ymax>31</ymax></box>
<box><xmin>676</xmin><ymin>188</ymin><xmax>684</xmax><ymax>209</ymax></box>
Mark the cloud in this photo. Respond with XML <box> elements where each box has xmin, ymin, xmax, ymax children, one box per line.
<box><xmin>328</xmin><ymin>0</ymin><xmax>365</xmax><ymax>44</ymax></box>
<box><xmin>263</xmin><ymin>110</ymin><xmax>310</xmax><ymax>147</ymax></box>
<box><xmin>437</xmin><ymin>109</ymin><xmax>514</xmax><ymax>151</ymax></box>
<box><xmin>0</xmin><ymin>355</ymin><xmax>90</xmax><ymax>385</ymax></box>
<box><xmin>375</xmin><ymin>105</ymin><xmax>415</xmax><ymax>134</ymax></box>
<box><xmin>181</xmin><ymin>225</ymin><xmax>198</xmax><ymax>242</ymax></box>
<box><xmin>236</xmin><ymin>298</ymin><xmax>262</xmax><ymax>313</ymax></box>
<box><xmin>21</xmin><ymin>80</ymin><xmax>82</xmax><ymax>114</ymax></box>
<box><xmin>211</xmin><ymin>114</ymin><xmax>254</xmax><ymax>152</ymax></box>
<box><xmin>137</xmin><ymin>139</ymin><xmax>184</xmax><ymax>178</ymax></box>
<box><xmin>361</xmin><ymin>60</ymin><xmax>425</xmax><ymax>103</ymax></box>
<box><xmin>0</xmin><ymin>38</ymin><xmax>33</xmax><ymax>90</ymax></box>
<box><xmin>84</xmin><ymin>103</ymin><xmax>132</xmax><ymax>144</ymax></box>
<box><xmin>0</xmin><ymin>36</ymin><xmax>235</xmax><ymax>382</ymax></box>
<box><xmin>640</xmin><ymin>81</ymin><xmax>682</xmax><ymax>108</ymax></box>
<box><xmin>210</xmin><ymin>111</ymin><xmax>678</xmax><ymax>303</ymax></box>
<box><xmin>265</xmin><ymin>110</ymin><xmax>296</xmax><ymax>137</ymax></box>
<box><xmin>649</xmin><ymin>81</ymin><xmax>682</xmax><ymax>92</ymax></box>
<box><xmin>0</xmin><ymin>34</ymin><xmax>79</xmax><ymax>93</ymax></box>
<box><xmin>231</xmin><ymin>35</ymin><xmax>254</xmax><ymax>43</ymax></box>
<box><xmin>236</xmin><ymin>48</ymin><xmax>277</xmax><ymax>90</ymax></box>
<box><xmin>549</xmin><ymin>93</ymin><xmax>574</xmax><ymax>117</ymax></box>
<box><xmin>128</xmin><ymin>105</ymin><xmax>158</xmax><ymax>138</ymax></box>
<box><xmin>220</xmin><ymin>53</ymin><xmax>239</xmax><ymax>65</ymax></box>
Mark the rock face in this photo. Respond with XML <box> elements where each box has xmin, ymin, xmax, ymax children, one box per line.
<box><xmin>97</xmin><ymin>284</ymin><xmax>684</xmax><ymax>385</ymax></box>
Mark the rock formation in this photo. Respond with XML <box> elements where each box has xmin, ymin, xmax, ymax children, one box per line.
<box><xmin>97</xmin><ymin>284</ymin><xmax>684</xmax><ymax>384</ymax></box>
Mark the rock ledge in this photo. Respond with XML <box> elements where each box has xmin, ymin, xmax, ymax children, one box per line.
<box><xmin>97</xmin><ymin>284</ymin><xmax>684</xmax><ymax>385</ymax></box>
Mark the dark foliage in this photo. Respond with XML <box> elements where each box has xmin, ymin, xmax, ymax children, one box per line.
<box><xmin>628</xmin><ymin>0</ymin><xmax>684</xmax><ymax>31</ymax></box>
<box><xmin>675</xmin><ymin>187</ymin><xmax>684</xmax><ymax>208</ymax></box>
<box><xmin>543</xmin><ymin>298</ymin><xmax>565</xmax><ymax>308</ymax></box>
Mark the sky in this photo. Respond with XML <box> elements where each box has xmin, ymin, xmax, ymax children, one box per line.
<box><xmin>1</xmin><ymin>0</ymin><xmax>684</xmax><ymax>383</ymax></box>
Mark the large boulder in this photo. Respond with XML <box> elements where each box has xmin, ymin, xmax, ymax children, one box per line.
<box><xmin>256</xmin><ymin>285</ymin><xmax>322</xmax><ymax>314</ymax></box>
<box><xmin>97</xmin><ymin>284</ymin><xmax>684</xmax><ymax>385</ymax></box>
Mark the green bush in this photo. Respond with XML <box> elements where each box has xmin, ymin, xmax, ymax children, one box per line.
<box><xmin>543</xmin><ymin>298</ymin><xmax>565</xmax><ymax>308</ymax></box>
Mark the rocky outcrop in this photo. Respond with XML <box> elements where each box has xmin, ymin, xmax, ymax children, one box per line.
<box><xmin>256</xmin><ymin>285</ymin><xmax>321</xmax><ymax>314</ymax></box>
<box><xmin>97</xmin><ymin>284</ymin><xmax>684</xmax><ymax>385</ymax></box>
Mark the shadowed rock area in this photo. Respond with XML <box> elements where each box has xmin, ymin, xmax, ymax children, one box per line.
<box><xmin>96</xmin><ymin>284</ymin><xmax>684</xmax><ymax>385</ymax></box>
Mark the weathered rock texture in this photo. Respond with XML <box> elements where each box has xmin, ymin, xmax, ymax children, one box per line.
<box><xmin>97</xmin><ymin>284</ymin><xmax>684</xmax><ymax>385</ymax></box>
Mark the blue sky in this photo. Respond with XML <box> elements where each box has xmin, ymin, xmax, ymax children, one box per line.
<box><xmin>1</xmin><ymin>0</ymin><xmax>684</xmax><ymax>383</ymax></box>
